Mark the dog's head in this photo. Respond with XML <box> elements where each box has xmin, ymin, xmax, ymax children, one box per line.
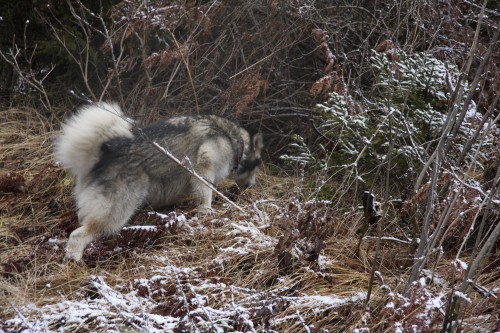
<box><xmin>233</xmin><ymin>131</ymin><xmax>263</xmax><ymax>188</ymax></box>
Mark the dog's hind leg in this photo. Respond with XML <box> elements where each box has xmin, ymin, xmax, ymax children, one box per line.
<box><xmin>65</xmin><ymin>223</ymin><xmax>99</xmax><ymax>262</ymax></box>
<box><xmin>66</xmin><ymin>180</ymin><xmax>148</xmax><ymax>261</ymax></box>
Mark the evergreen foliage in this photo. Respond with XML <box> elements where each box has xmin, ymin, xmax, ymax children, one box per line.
<box><xmin>282</xmin><ymin>50</ymin><xmax>493</xmax><ymax>192</ymax></box>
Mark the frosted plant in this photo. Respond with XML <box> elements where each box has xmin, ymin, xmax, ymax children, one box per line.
<box><xmin>282</xmin><ymin>49</ymin><xmax>493</xmax><ymax>190</ymax></box>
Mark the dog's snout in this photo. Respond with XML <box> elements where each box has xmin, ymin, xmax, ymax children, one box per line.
<box><xmin>236</xmin><ymin>174</ymin><xmax>255</xmax><ymax>189</ymax></box>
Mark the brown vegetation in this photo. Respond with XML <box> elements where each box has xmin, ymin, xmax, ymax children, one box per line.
<box><xmin>1</xmin><ymin>104</ymin><xmax>497</xmax><ymax>332</ymax></box>
<box><xmin>1</xmin><ymin>0</ymin><xmax>499</xmax><ymax>331</ymax></box>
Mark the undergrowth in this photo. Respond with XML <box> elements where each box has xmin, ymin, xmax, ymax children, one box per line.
<box><xmin>0</xmin><ymin>108</ymin><xmax>498</xmax><ymax>332</ymax></box>
<box><xmin>1</xmin><ymin>0</ymin><xmax>498</xmax><ymax>332</ymax></box>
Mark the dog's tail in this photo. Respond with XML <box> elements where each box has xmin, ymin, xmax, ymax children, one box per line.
<box><xmin>55</xmin><ymin>102</ymin><xmax>133</xmax><ymax>179</ymax></box>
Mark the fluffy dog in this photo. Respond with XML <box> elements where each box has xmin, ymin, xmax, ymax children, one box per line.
<box><xmin>55</xmin><ymin>103</ymin><xmax>263</xmax><ymax>261</ymax></box>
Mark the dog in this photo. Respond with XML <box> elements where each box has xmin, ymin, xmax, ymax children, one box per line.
<box><xmin>55</xmin><ymin>102</ymin><xmax>263</xmax><ymax>261</ymax></box>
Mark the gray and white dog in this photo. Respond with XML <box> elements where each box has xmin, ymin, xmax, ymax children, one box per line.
<box><xmin>55</xmin><ymin>103</ymin><xmax>263</xmax><ymax>261</ymax></box>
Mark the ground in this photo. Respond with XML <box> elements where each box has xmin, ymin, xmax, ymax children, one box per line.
<box><xmin>0</xmin><ymin>107</ymin><xmax>498</xmax><ymax>332</ymax></box>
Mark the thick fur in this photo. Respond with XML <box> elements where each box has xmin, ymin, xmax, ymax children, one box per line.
<box><xmin>55</xmin><ymin>103</ymin><xmax>263</xmax><ymax>261</ymax></box>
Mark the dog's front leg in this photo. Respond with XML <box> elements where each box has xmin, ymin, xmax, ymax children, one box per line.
<box><xmin>198</xmin><ymin>189</ymin><xmax>213</xmax><ymax>214</ymax></box>
<box><xmin>193</xmin><ymin>144</ymin><xmax>218</xmax><ymax>214</ymax></box>
<box><xmin>191</xmin><ymin>176</ymin><xmax>214</xmax><ymax>214</ymax></box>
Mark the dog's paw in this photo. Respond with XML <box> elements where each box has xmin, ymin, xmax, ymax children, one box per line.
<box><xmin>65</xmin><ymin>242</ymin><xmax>84</xmax><ymax>262</ymax></box>
<box><xmin>64</xmin><ymin>251</ymin><xmax>83</xmax><ymax>262</ymax></box>
<box><xmin>196</xmin><ymin>206</ymin><xmax>215</xmax><ymax>216</ymax></box>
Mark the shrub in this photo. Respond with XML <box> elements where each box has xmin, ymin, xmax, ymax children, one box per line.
<box><xmin>282</xmin><ymin>49</ymin><xmax>492</xmax><ymax>195</ymax></box>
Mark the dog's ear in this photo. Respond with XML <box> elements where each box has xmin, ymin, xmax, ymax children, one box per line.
<box><xmin>253</xmin><ymin>133</ymin><xmax>264</xmax><ymax>153</ymax></box>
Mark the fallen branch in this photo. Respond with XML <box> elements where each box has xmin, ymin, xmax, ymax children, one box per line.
<box><xmin>363</xmin><ymin>236</ymin><xmax>412</xmax><ymax>245</ymax></box>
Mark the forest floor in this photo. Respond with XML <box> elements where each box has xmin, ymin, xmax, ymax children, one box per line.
<box><xmin>1</xmin><ymin>107</ymin><xmax>498</xmax><ymax>332</ymax></box>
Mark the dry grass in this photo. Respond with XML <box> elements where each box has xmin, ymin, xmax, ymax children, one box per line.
<box><xmin>1</xmin><ymin>107</ymin><xmax>497</xmax><ymax>332</ymax></box>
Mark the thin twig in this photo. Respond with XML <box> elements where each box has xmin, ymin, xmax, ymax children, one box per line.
<box><xmin>151</xmin><ymin>142</ymin><xmax>246</xmax><ymax>214</ymax></box>
<box><xmin>363</xmin><ymin>236</ymin><xmax>412</xmax><ymax>245</ymax></box>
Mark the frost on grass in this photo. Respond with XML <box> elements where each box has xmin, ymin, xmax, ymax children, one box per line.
<box><xmin>3</xmin><ymin>203</ymin><xmax>366</xmax><ymax>332</ymax></box>
<box><xmin>1</xmin><ymin>162</ymin><xmax>497</xmax><ymax>332</ymax></box>
<box><xmin>6</xmin><ymin>269</ymin><xmax>363</xmax><ymax>332</ymax></box>
<box><xmin>6</xmin><ymin>276</ymin><xmax>180</xmax><ymax>333</ymax></box>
